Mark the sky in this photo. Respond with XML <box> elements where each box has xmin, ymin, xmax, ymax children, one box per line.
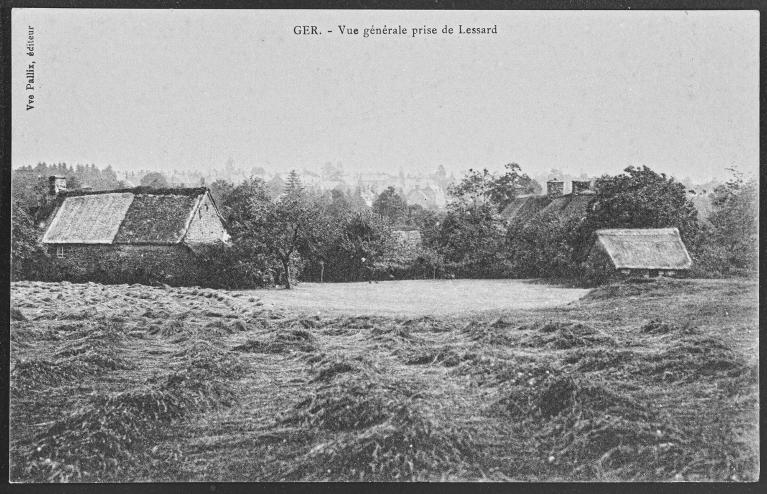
<box><xmin>11</xmin><ymin>9</ymin><xmax>760</xmax><ymax>182</ymax></box>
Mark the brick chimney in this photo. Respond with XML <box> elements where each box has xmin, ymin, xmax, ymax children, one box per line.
<box><xmin>546</xmin><ymin>178</ymin><xmax>564</xmax><ymax>198</ymax></box>
<box><xmin>49</xmin><ymin>175</ymin><xmax>67</xmax><ymax>196</ymax></box>
<box><xmin>572</xmin><ymin>180</ymin><xmax>593</xmax><ymax>195</ymax></box>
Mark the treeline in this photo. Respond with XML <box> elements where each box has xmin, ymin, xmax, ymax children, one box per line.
<box><xmin>14</xmin><ymin>162</ymin><xmax>123</xmax><ymax>198</ymax></box>
<box><xmin>10</xmin><ymin>162</ymin><xmax>758</xmax><ymax>287</ymax></box>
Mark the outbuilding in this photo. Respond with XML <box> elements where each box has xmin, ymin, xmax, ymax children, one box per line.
<box><xmin>585</xmin><ymin>227</ymin><xmax>693</xmax><ymax>278</ymax></box>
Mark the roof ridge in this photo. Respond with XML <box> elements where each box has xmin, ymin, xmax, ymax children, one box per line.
<box><xmin>63</xmin><ymin>186</ymin><xmax>208</xmax><ymax>197</ymax></box>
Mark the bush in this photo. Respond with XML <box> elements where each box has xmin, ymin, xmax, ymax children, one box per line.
<box><xmin>194</xmin><ymin>242</ymin><xmax>280</xmax><ymax>289</ymax></box>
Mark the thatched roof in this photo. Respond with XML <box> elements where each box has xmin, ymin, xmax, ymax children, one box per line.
<box><xmin>42</xmin><ymin>188</ymin><xmax>214</xmax><ymax>245</ymax></box>
<box><xmin>594</xmin><ymin>228</ymin><xmax>692</xmax><ymax>270</ymax></box>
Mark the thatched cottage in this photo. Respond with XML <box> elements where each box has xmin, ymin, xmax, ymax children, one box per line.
<box><xmin>586</xmin><ymin>228</ymin><xmax>692</xmax><ymax>278</ymax></box>
<box><xmin>40</xmin><ymin>180</ymin><xmax>229</xmax><ymax>284</ymax></box>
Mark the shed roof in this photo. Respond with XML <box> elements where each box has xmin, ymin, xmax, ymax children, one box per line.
<box><xmin>595</xmin><ymin>228</ymin><xmax>692</xmax><ymax>270</ymax></box>
<box><xmin>42</xmin><ymin>188</ymin><xmax>213</xmax><ymax>245</ymax></box>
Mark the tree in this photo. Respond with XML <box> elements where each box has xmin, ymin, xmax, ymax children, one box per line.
<box><xmin>372</xmin><ymin>186</ymin><xmax>407</xmax><ymax>224</ymax></box>
<box><xmin>10</xmin><ymin>172</ymin><xmax>52</xmax><ymax>280</ymax></box>
<box><xmin>10</xmin><ymin>200</ymin><xmax>46</xmax><ymax>280</ymax></box>
<box><xmin>225</xmin><ymin>179</ymin><xmax>320</xmax><ymax>289</ymax></box>
<box><xmin>140</xmin><ymin>172</ymin><xmax>169</xmax><ymax>188</ymax></box>
<box><xmin>284</xmin><ymin>169</ymin><xmax>303</xmax><ymax>194</ymax></box>
<box><xmin>448</xmin><ymin>163</ymin><xmax>539</xmax><ymax>212</ymax></box>
<box><xmin>339</xmin><ymin>210</ymin><xmax>392</xmax><ymax>281</ymax></box>
<box><xmin>506</xmin><ymin>212</ymin><xmax>583</xmax><ymax>279</ymax></box>
<box><xmin>576</xmin><ymin>165</ymin><xmax>700</xmax><ymax>248</ymax></box>
<box><xmin>435</xmin><ymin>201</ymin><xmax>508</xmax><ymax>278</ymax></box>
<box><xmin>208</xmin><ymin>179</ymin><xmax>235</xmax><ymax>219</ymax></box>
<box><xmin>695</xmin><ymin>168</ymin><xmax>758</xmax><ymax>274</ymax></box>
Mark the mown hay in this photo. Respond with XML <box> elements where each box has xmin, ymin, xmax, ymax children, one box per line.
<box><xmin>21</xmin><ymin>386</ymin><xmax>194</xmax><ymax>481</ymax></box>
<box><xmin>63</xmin><ymin>321</ymin><xmax>129</xmax><ymax>343</ymax></box>
<box><xmin>491</xmin><ymin>374</ymin><xmax>688</xmax><ymax>480</ymax></box>
<box><xmin>399</xmin><ymin>346</ymin><xmax>463</xmax><ymax>367</ymax></box>
<box><xmin>564</xmin><ymin>349</ymin><xmax>636</xmax><ymax>372</ymax></box>
<box><xmin>172</xmin><ymin>339</ymin><xmax>248</xmax><ymax>379</ymax></box>
<box><xmin>452</xmin><ymin>353</ymin><xmax>557</xmax><ymax>388</ymax></box>
<box><xmin>11</xmin><ymin>306</ymin><xmax>27</xmax><ymax>321</ymax></box>
<box><xmin>53</xmin><ymin>337</ymin><xmax>134</xmax><ymax>372</ymax></box>
<box><xmin>640</xmin><ymin>318</ymin><xmax>698</xmax><ymax>335</ymax></box>
<box><xmin>521</xmin><ymin>322</ymin><xmax>614</xmax><ymax>349</ymax></box>
<box><xmin>276</xmin><ymin>365</ymin><xmax>476</xmax><ymax>481</ymax></box>
<box><xmin>637</xmin><ymin>335</ymin><xmax>754</xmax><ymax>383</ymax></box>
<box><xmin>232</xmin><ymin>329</ymin><xmax>318</xmax><ymax>354</ymax></box>
<box><xmin>310</xmin><ymin>355</ymin><xmax>375</xmax><ymax>383</ymax></box>
<box><xmin>282</xmin><ymin>405</ymin><xmax>477</xmax><ymax>481</ymax></box>
<box><xmin>16</xmin><ymin>358</ymin><xmax>238</xmax><ymax>482</ymax></box>
<box><xmin>462</xmin><ymin>321</ymin><xmax>517</xmax><ymax>345</ymax></box>
<box><xmin>370</xmin><ymin>324</ymin><xmax>424</xmax><ymax>349</ymax></box>
<box><xmin>148</xmin><ymin>318</ymin><xmax>186</xmax><ymax>337</ymax></box>
<box><xmin>58</xmin><ymin>308</ymin><xmax>99</xmax><ymax>320</ymax></box>
<box><xmin>11</xmin><ymin>359</ymin><xmax>86</xmax><ymax>393</ymax></box>
<box><xmin>280</xmin><ymin>373</ymin><xmax>406</xmax><ymax>432</ymax></box>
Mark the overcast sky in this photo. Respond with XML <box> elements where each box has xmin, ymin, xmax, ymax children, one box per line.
<box><xmin>11</xmin><ymin>9</ymin><xmax>759</xmax><ymax>181</ymax></box>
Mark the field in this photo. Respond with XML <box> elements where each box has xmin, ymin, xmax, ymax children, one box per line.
<box><xmin>247</xmin><ymin>279</ymin><xmax>591</xmax><ymax>317</ymax></box>
<box><xmin>9</xmin><ymin>278</ymin><xmax>759</xmax><ymax>482</ymax></box>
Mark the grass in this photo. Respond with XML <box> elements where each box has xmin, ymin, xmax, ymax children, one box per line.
<box><xmin>9</xmin><ymin>277</ymin><xmax>759</xmax><ymax>482</ymax></box>
<box><xmin>240</xmin><ymin>279</ymin><xmax>591</xmax><ymax>317</ymax></box>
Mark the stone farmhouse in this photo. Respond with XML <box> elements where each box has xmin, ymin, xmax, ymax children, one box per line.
<box><xmin>40</xmin><ymin>177</ymin><xmax>229</xmax><ymax>284</ymax></box>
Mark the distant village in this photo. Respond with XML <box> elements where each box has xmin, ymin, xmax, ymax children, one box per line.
<box><xmin>116</xmin><ymin>159</ymin><xmax>455</xmax><ymax>210</ymax></box>
<box><xmin>13</xmin><ymin>158</ymin><xmax>721</xmax><ymax>221</ymax></box>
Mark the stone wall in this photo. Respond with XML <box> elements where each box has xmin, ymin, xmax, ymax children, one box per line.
<box><xmin>45</xmin><ymin>244</ymin><xmax>205</xmax><ymax>285</ymax></box>
<box><xmin>184</xmin><ymin>193</ymin><xmax>229</xmax><ymax>244</ymax></box>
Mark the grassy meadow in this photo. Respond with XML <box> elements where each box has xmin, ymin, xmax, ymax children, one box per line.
<box><xmin>9</xmin><ymin>278</ymin><xmax>759</xmax><ymax>482</ymax></box>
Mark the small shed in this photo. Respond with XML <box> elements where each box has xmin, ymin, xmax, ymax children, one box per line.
<box><xmin>587</xmin><ymin>228</ymin><xmax>692</xmax><ymax>277</ymax></box>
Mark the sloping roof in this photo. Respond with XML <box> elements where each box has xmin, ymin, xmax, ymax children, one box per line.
<box><xmin>113</xmin><ymin>194</ymin><xmax>201</xmax><ymax>244</ymax></box>
<box><xmin>539</xmin><ymin>194</ymin><xmax>593</xmax><ymax>219</ymax></box>
<box><xmin>501</xmin><ymin>195</ymin><xmax>551</xmax><ymax>223</ymax></box>
<box><xmin>42</xmin><ymin>193</ymin><xmax>134</xmax><ymax>244</ymax></box>
<box><xmin>595</xmin><ymin>228</ymin><xmax>692</xmax><ymax>270</ymax></box>
<box><xmin>42</xmin><ymin>188</ymin><xmax>213</xmax><ymax>245</ymax></box>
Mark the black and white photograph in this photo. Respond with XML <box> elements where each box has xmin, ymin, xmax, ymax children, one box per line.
<box><xmin>7</xmin><ymin>6</ymin><xmax>760</xmax><ymax>483</ymax></box>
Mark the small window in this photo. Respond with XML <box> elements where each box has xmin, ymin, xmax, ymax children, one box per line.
<box><xmin>56</xmin><ymin>245</ymin><xmax>65</xmax><ymax>258</ymax></box>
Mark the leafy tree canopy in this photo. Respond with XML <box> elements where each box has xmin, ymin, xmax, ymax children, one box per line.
<box><xmin>448</xmin><ymin>163</ymin><xmax>539</xmax><ymax>212</ymax></box>
<box><xmin>140</xmin><ymin>172</ymin><xmax>169</xmax><ymax>189</ymax></box>
<box><xmin>372</xmin><ymin>186</ymin><xmax>407</xmax><ymax>224</ymax></box>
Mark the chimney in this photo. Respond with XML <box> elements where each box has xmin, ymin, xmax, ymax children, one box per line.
<box><xmin>546</xmin><ymin>178</ymin><xmax>564</xmax><ymax>198</ymax></box>
<box><xmin>572</xmin><ymin>180</ymin><xmax>593</xmax><ymax>195</ymax></box>
<box><xmin>48</xmin><ymin>175</ymin><xmax>67</xmax><ymax>196</ymax></box>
